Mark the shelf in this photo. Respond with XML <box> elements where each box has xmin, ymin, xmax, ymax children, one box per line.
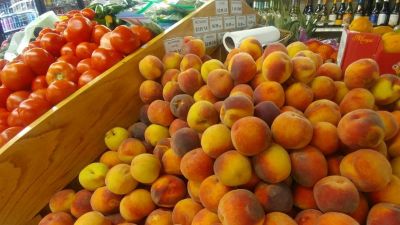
<box><xmin>10</xmin><ymin>0</ymin><xmax>34</xmax><ymax>9</ymax></box>
<box><xmin>3</xmin><ymin>26</ymin><xmax>23</xmax><ymax>33</ymax></box>
<box><xmin>0</xmin><ymin>9</ymin><xmax>36</xmax><ymax>17</ymax></box>
<box><xmin>315</xmin><ymin>27</ymin><xmax>344</xmax><ymax>33</ymax></box>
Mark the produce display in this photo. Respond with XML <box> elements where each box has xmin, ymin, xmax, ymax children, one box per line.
<box><xmin>0</xmin><ymin>8</ymin><xmax>155</xmax><ymax>147</ymax></box>
<box><xmin>37</xmin><ymin>36</ymin><xmax>400</xmax><ymax>225</ymax></box>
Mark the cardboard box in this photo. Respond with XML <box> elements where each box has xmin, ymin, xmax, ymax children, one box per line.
<box><xmin>337</xmin><ymin>29</ymin><xmax>400</xmax><ymax>75</ymax></box>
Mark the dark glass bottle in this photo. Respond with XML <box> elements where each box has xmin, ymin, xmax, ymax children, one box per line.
<box><xmin>315</xmin><ymin>0</ymin><xmax>323</xmax><ymax>16</ymax></box>
<box><xmin>329</xmin><ymin>0</ymin><xmax>339</xmax><ymax>25</ymax></box>
<box><xmin>303</xmin><ymin>0</ymin><xmax>314</xmax><ymax>21</ymax></box>
<box><xmin>317</xmin><ymin>0</ymin><xmax>329</xmax><ymax>26</ymax></box>
<box><xmin>289</xmin><ymin>0</ymin><xmax>301</xmax><ymax>21</ymax></box>
<box><xmin>389</xmin><ymin>0</ymin><xmax>400</xmax><ymax>27</ymax></box>
<box><xmin>336</xmin><ymin>0</ymin><xmax>347</xmax><ymax>25</ymax></box>
<box><xmin>343</xmin><ymin>0</ymin><xmax>354</xmax><ymax>26</ymax></box>
<box><xmin>377</xmin><ymin>0</ymin><xmax>390</xmax><ymax>25</ymax></box>
<box><xmin>354</xmin><ymin>0</ymin><xmax>365</xmax><ymax>19</ymax></box>
<box><xmin>370</xmin><ymin>0</ymin><xmax>381</xmax><ymax>25</ymax></box>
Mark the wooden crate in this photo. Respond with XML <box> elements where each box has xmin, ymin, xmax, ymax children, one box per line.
<box><xmin>0</xmin><ymin>1</ymin><xmax>258</xmax><ymax>224</ymax></box>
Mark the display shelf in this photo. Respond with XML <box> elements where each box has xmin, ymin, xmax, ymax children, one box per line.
<box><xmin>315</xmin><ymin>27</ymin><xmax>344</xmax><ymax>33</ymax></box>
<box><xmin>1</xmin><ymin>9</ymin><xmax>36</xmax><ymax>17</ymax></box>
<box><xmin>3</xmin><ymin>26</ymin><xmax>23</xmax><ymax>33</ymax></box>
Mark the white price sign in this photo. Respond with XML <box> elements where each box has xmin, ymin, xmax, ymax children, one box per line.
<box><xmin>193</xmin><ymin>17</ymin><xmax>209</xmax><ymax>34</ymax></box>
<box><xmin>203</xmin><ymin>33</ymin><xmax>218</xmax><ymax>48</ymax></box>
<box><xmin>236</xmin><ymin>15</ymin><xmax>246</xmax><ymax>29</ymax></box>
<box><xmin>210</xmin><ymin>16</ymin><xmax>223</xmax><ymax>32</ymax></box>
<box><xmin>218</xmin><ymin>32</ymin><xmax>226</xmax><ymax>44</ymax></box>
<box><xmin>164</xmin><ymin>37</ymin><xmax>184</xmax><ymax>54</ymax></box>
<box><xmin>230</xmin><ymin>0</ymin><xmax>242</xmax><ymax>14</ymax></box>
<box><xmin>215</xmin><ymin>0</ymin><xmax>229</xmax><ymax>15</ymax></box>
<box><xmin>224</xmin><ymin>16</ymin><xmax>236</xmax><ymax>30</ymax></box>
<box><xmin>247</xmin><ymin>14</ymin><xmax>256</xmax><ymax>28</ymax></box>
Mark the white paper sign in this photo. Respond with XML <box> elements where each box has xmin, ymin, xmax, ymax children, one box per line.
<box><xmin>215</xmin><ymin>0</ymin><xmax>229</xmax><ymax>15</ymax></box>
<box><xmin>230</xmin><ymin>0</ymin><xmax>242</xmax><ymax>14</ymax></box>
<box><xmin>247</xmin><ymin>14</ymin><xmax>256</xmax><ymax>28</ymax></box>
<box><xmin>193</xmin><ymin>17</ymin><xmax>209</xmax><ymax>34</ymax></box>
<box><xmin>203</xmin><ymin>33</ymin><xmax>218</xmax><ymax>48</ymax></box>
<box><xmin>224</xmin><ymin>16</ymin><xmax>236</xmax><ymax>30</ymax></box>
<box><xmin>164</xmin><ymin>37</ymin><xmax>184</xmax><ymax>53</ymax></box>
<box><xmin>210</xmin><ymin>16</ymin><xmax>224</xmax><ymax>32</ymax></box>
<box><xmin>236</xmin><ymin>15</ymin><xmax>247</xmax><ymax>29</ymax></box>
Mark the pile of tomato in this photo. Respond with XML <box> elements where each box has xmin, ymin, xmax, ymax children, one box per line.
<box><xmin>0</xmin><ymin>8</ymin><xmax>154</xmax><ymax>147</ymax></box>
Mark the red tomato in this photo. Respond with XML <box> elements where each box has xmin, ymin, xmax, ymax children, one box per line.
<box><xmin>29</xmin><ymin>89</ymin><xmax>47</xmax><ymax>100</ymax></box>
<box><xmin>46</xmin><ymin>61</ymin><xmax>79</xmax><ymax>84</ymax></box>
<box><xmin>57</xmin><ymin>55</ymin><xmax>80</xmax><ymax>67</ymax></box>
<box><xmin>6</xmin><ymin>91</ymin><xmax>30</xmax><ymax>112</ymax></box>
<box><xmin>0</xmin><ymin>85</ymin><xmax>11</xmax><ymax>108</ymax></box>
<box><xmin>38</xmin><ymin>27</ymin><xmax>56</xmax><ymax>39</ymax></box>
<box><xmin>32</xmin><ymin>76</ymin><xmax>48</xmax><ymax>91</ymax></box>
<box><xmin>91</xmin><ymin>48</ymin><xmax>123</xmax><ymax>73</ymax></box>
<box><xmin>60</xmin><ymin>42</ymin><xmax>77</xmax><ymax>56</ymax></box>
<box><xmin>46</xmin><ymin>80</ymin><xmax>77</xmax><ymax>105</ymax></box>
<box><xmin>76</xmin><ymin>58</ymin><xmax>92</xmax><ymax>74</ymax></box>
<box><xmin>0</xmin><ymin>124</ymin><xmax>7</xmax><ymax>133</ymax></box>
<box><xmin>65</xmin><ymin>10</ymin><xmax>82</xmax><ymax>18</ymax></box>
<box><xmin>7</xmin><ymin>108</ymin><xmax>24</xmax><ymax>127</ymax></box>
<box><xmin>81</xmin><ymin>8</ymin><xmax>95</xmax><ymax>20</ymax></box>
<box><xmin>0</xmin><ymin>108</ymin><xmax>10</xmax><ymax>125</ymax></box>
<box><xmin>55</xmin><ymin>21</ymin><xmax>67</xmax><ymax>33</ymax></box>
<box><xmin>0</xmin><ymin>59</ymin><xmax>8</xmax><ymax>70</ymax></box>
<box><xmin>99</xmin><ymin>32</ymin><xmax>113</xmax><ymax>49</ymax></box>
<box><xmin>92</xmin><ymin>25</ymin><xmax>111</xmax><ymax>45</ymax></box>
<box><xmin>76</xmin><ymin>42</ymin><xmax>98</xmax><ymax>60</ymax></box>
<box><xmin>40</xmin><ymin>33</ymin><xmax>66</xmax><ymax>57</ymax></box>
<box><xmin>23</xmin><ymin>48</ymin><xmax>55</xmax><ymax>75</ymax></box>
<box><xmin>64</xmin><ymin>16</ymin><xmax>93</xmax><ymax>44</ymax></box>
<box><xmin>28</xmin><ymin>40</ymin><xmax>41</xmax><ymax>49</ymax></box>
<box><xmin>78</xmin><ymin>69</ymin><xmax>100</xmax><ymax>87</ymax></box>
<box><xmin>110</xmin><ymin>25</ymin><xmax>141</xmax><ymax>55</ymax></box>
<box><xmin>131</xmin><ymin>25</ymin><xmax>153</xmax><ymax>45</ymax></box>
<box><xmin>18</xmin><ymin>98</ymin><xmax>52</xmax><ymax>126</ymax></box>
<box><xmin>0</xmin><ymin>126</ymin><xmax>24</xmax><ymax>147</ymax></box>
<box><xmin>1</xmin><ymin>62</ymin><xmax>35</xmax><ymax>91</ymax></box>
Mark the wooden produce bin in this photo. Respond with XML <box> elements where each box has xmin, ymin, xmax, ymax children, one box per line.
<box><xmin>0</xmin><ymin>1</ymin><xmax>258</xmax><ymax>224</ymax></box>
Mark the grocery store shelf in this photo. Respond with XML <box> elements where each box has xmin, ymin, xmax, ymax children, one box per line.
<box><xmin>10</xmin><ymin>0</ymin><xmax>33</xmax><ymax>8</ymax></box>
<box><xmin>0</xmin><ymin>9</ymin><xmax>36</xmax><ymax>17</ymax></box>
<box><xmin>315</xmin><ymin>27</ymin><xmax>344</xmax><ymax>33</ymax></box>
<box><xmin>3</xmin><ymin>26</ymin><xmax>23</xmax><ymax>33</ymax></box>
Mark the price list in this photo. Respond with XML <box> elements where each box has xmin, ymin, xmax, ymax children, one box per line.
<box><xmin>247</xmin><ymin>14</ymin><xmax>256</xmax><ymax>28</ymax></box>
<box><xmin>236</xmin><ymin>15</ymin><xmax>246</xmax><ymax>29</ymax></box>
<box><xmin>230</xmin><ymin>0</ymin><xmax>242</xmax><ymax>14</ymax></box>
<box><xmin>164</xmin><ymin>37</ymin><xmax>184</xmax><ymax>53</ymax></box>
<box><xmin>215</xmin><ymin>0</ymin><xmax>229</xmax><ymax>15</ymax></box>
<box><xmin>203</xmin><ymin>33</ymin><xmax>218</xmax><ymax>48</ymax></box>
<box><xmin>224</xmin><ymin>16</ymin><xmax>236</xmax><ymax>30</ymax></box>
<box><xmin>193</xmin><ymin>17</ymin><xmax>209</xmax><ymax>34</ymax></box>
<box><xmin>210</xmin><ymin>16</ymin><xmax>223</xmax><ymax>32</ymax></box>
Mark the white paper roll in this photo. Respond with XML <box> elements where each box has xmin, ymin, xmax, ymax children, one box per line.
<box><xmin>223</xmin><ymin>26</ymin><xmax>281</xmax><ymax>52</ymax></box>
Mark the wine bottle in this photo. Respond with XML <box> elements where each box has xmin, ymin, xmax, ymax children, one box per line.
<box><xmin>317</xmin><ymin>0</ymin><xmax>329</xmax><ymax>26</ymax></box>
<box><xmin>343</xmin><ymin>0</ymin><xmax>354</xmax><ymax>26</ymax></box>
<box><xmin>377</xmin><ymin>0</ymin><xmax>390</xmax><ymax>25</ymax></box>
<box><xmin>354</xmin><ymin>0</ymin><xmax>365</xmax><ymax>19</ymax></box>
<box><xmin>289</xmin><ymin>0</ymin><xmax>301</xmax><ymax>21</ymax></box>
<box><xmin>329</xmin><ymin>0</ymin><xmax>339</xmax><ymax>25</ymax></box>
<box><xmin>336</xmin><ymin>0</ymin><xmax>347</xmax><ymax>25</ymax></box>
<box><xmin>303</xmin><ymin>0</ymin><xmax>314</xmax><ymax>22</ymax></box>
<box><xmin>389</xmin><ymin>0</ymin><xmax>400</xmax><ymax>27</ymax></box>
<box><xmin>315</xmin><ymin>0</ymin><xmax>323</xmax><ymax>16</ymax></box>
<box><xmin>370</xmin><ymin>0</ymin><xmax>381</xmax><ymax>25</ymax></box>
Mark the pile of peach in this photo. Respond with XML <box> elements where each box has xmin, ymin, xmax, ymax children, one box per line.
<box><xmin>302</xmin><ymin>39</ymin><xmax>338</xmax><ymax>64</ymax></box>
<box><xmin>39</xmin><ymin>36</ymin><xmax>400</xmax><ymax>225</ymax></box>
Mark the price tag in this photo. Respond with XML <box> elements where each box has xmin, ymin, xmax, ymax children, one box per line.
<box><xmin>203</xmin><ymin>33</ymin><xmax>218</xmax><ymax>48</ymax></box>
<box><xmin>210</xmin><ymin>16</ymin><xmax>223</xmax><ymax>32</ymax></box>
<box><xmin>247</xmin><ymin>14</ymin><xmax>256</xmax><ymax>28</ymax></box>
<box><xmin>224</xmin><ymin>16</ymin><xmax>236</xmax><ymax>30</ymax></box>
<box><xmin>215</xmin><ymin>0</ymin><xmax>229</xmax><ymax>15</ymax></box>
<box><xmin>193</xmin><ymin>17</ymin><xmax>209</xmax><ymax>34</ymax></box>
<box><xmin>230</xmin><ymin>0</ymin><xmax>242</xmax><ymax>14</ymax></box>
<box><xmin>218</xmin><ymin>32</ymin><xmax>226</xmax><ymax>44</ymax></box>
<box><xmin>164</xmin><ymin>37</ymin><xmax>184</xmax><ymax>54</ymax></box>
<box><xmin>236</xmin><ymin>15</ymin><xmax>246</xmax><ymax>29</ymax></box>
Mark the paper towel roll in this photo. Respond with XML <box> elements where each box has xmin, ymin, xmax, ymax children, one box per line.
<box><xmin>223</xmin><ymin>26</ymin><xmax>281</xmax><ymax>52</ymax></box>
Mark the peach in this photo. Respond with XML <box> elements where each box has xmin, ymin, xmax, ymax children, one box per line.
<box><xmin>163</xmin><ymin>81</ymin><xmax>183</xmax><ymax>102</ymax></box>
<box><xmin>293</xmin><ymin>185</ymin><xmax>317</xmax><ymax>210</ymax></box>
<box><xmin>224</xmin><ymin>48</ymin><xmax>243</xmax><ymax>67</ymax></box>
<box><xmin>177</xmin><ymin>68</ymin><xmax>203</xmax><ymax>95</ymax></box>
<box><xmin>214</xmin><ymin>150</ymin><xmax>252</xmax><ymax>186</ymax></box>
<box><xmin>90</xmin><ymin>186</ymin><xmax>122</xmax><ymax>214</ymax></box>
<box><xmin>199</xmin><ymin>175</ymin><xmax>232</xmax><ymax>213</ymax></box>
<box><xmin>218</xmin><ymin>189</ymin><xmax>265</xmax><ymax>225</ymax></box>
<box><xmin>264</xmin><ymin>212</ymin><xmax>297</xmax><ymax>225</ymax></box>
<box><xmin>169</xmin><ymin>94</ymin><xmax>194</xmax><ymax>120</ymax></box>
<box><xmin>172</xmin><ymin>198</ymin><xmax>203</xmax><ymax>225</ymax></box>
<box><xmin>71</xmin><ymin>190</ymin><xmax>92</xmax><ymax>218</ymax></box>
<box><xmin>201</xmin><ymin>124</ymin><xmax>233</xmax><ymax>158</ymax></box>
<box><xmin>49</xmin><ymin>189</ymin><xmax>75</xmax><ymax>213</ymax></box>
<box><xmin>228</xmin><ymin>52</ymin><xmax>257</xmax><ymax>84</ymax></box>
<box><xmin>313</xmin><ymin>175</ymin><xmax>359</xmax><ymax>213</ymax></box>
<box><xmin>130</xmin><ymin>153</ymin><xmax>161</xmax><ymax>184</ymax></box>
<box><xmin>192</xmin><ymin>208</ymin><xmax>220</xmax><ymax>225</ymax></box>
<box><xmin>262</xmin><ymin>51</ymin><xmax>293</xmax><ymax>84</ymax></box>
<box><xmin>105</xmin><ymin>164</ymin><xmax>137</xmax><ymax>195</ymax></box>
<box><xmin>240</xmin><ymin>169</ymin><xmax>261</xmax><ymax>190</ymax></box>
<box><xmin>180</xmin><ymin>148</ymin><xmax>214</xmax><ymax>182</ymax></box>
<box><xmin>316</xmin><ymin>63</ymin><xmax>343</xmax><ymax>81</ymax></box>
<box><xmin>287</xmin><ymin>41</ymin><xmax>308</xmax><ymax>58</ymax></box>
<box><xmin>391</xmin><ymin>157</ymin><xmax>400</xmax><ymax>177</ymax></box>
<box><xmin>128</xmin><ymin>122</ymin><xmax>147</xmax><ymax>141</ymax></box>
<box><xmin>254</xmin><ymin>101</ymin><xmax>281</xmax><ymax>127</ymax></box>
<box><xmin>340</xmin><ymin>149</ymin><xmax>392</xmax><ymax>192</ymax></box>
<box><xmin>377</xmin><ymin>111</ymin><xmax>399</xmax><ymax>140</ymax></box>
<box><xmin>253</xmin><ymin>81</ymin><xmax>285</xmax><ymax>107</ymax></box>
<box><xmin>75</xmin><ymin>211</ymin><xmax>111</xmax><ymax>225</ymax></box>
<box><xmin>169</xmin><ymin>119</ymin><xmax>188</xmax><ymax>136</ymax></box>
<box><xmin>144</xmin><ymin>124</ymin><xmax>170</xmax><ymax>146</ymax></box>
<box><xmin>271</xmin><ymin>111</ymin><xmax>313</xmax><ymax>150</ymax></box>
<box><xmin>139</xmin><ymin>80</ymin><xmax>163</xmax><ymax>104</ymax></box>
<box><xmin>100</xmin><ymin>151</ymin><xmax>123</xmax><ymax>168</ymax></box>
<box><xmin>252</xmin><ymin>143</ymin><xmax>291</xmax><ymax>184</ymax></box>
<box><xmin>337</xmin><ymin>109</ymin><xmax>385</xmax><ymax>149</ymax></box>
<box><xmin>148</xmin><ymin>100</ymin><xmax>175</xmax><ymax>126</ymax></box>
<box><xmin>251</xmin><ymin>72</ymin><xmax>267</xmax><ymax>89</ymax></box>
<box><xmin>183</xmin><ymin>38</ymin><xmax>206</xmax><ymax>58</ymax></box>
<box><xmin>295</xmin><ymin>209</ymin><xmax>323</xmax><ymax>225</ymax></box>
<box><xmin>187</xmin><ymin>100</ymin><xmax>219</xmax><ymax>132</ymax></box>
<box><xmin>295</xmin><ymin>50</ymin><xmax>323</xmax><ymax>69</ymax></box>
<box><xmin>285</xmin><ymin>82</ymin><xmax>314</xmax><ymax>111</ymax></box>
<box><xmin>366</xmin><ymin>202</ymin><xmax>400</xmax><ymax>225</ymax></box>
<box><xmin>201</xmin><ymin>59</ymin><xmax>225</xmax><ymax>83</ymax></box>
<box><xmin>263</xmin><ymin>42</ymin><xmax>288</xmax><ymax>58</ymax></box>
<box><xmin>254</xmin><ymin>182</ymin><xmax>293</xmax><ymax>213</ymax></box>
<box><xmin>140</xmin><ymin>104</ymin><xmax>150</xmax><ymax>125</ymax></box>
<box><xmin>139</xmin><ymin>55</ymin><xmax>164</xmax><ymax>80</ymax></box>
<box><xmin>194</xmin><ymin>85</ymin><xmax>219</xmax><ymax>103</ymax></box>
<box><xmin>334</xmin><ymin>81</ymin><xmax>349</xmax><ymax>104</ymax></box>
<box><xmin>290</xmin><ymin>146</ymin><xmax>328</xmax><ymax>187</ymax></box>
<box><xmin>145</xmin><ymin>209</ymin><xmax>173</xmax><ymax>225</ymax></box>
<box><xmin>207</xmin><ymin>69</ymin><xmax>234</xmax><ymax>99</ymax></box>
<box><xmin>214</xmin><ymin>101</ymin><xmax>223</xmax><ymax>113</ymax></box>
<box><xmin>151</xmin><ymin>175</ymin><xmax>186</xmax><ymax>207</ymax></box>
<box><xmin>311</xmin><ymin>122</ymin><xmax>339</xmax><ymax>155</ymax></box>
<box><xmin>161</xmin><ymin>148</ymin><xmax>182</xmax><ymax>175</ymax></box>
<box><xmin>106</xmin><ymin>213</ymin><xmax>125</xmax><ymax>225</ymax></box>
<box><xmin>171</xmin><ymin>127</ymin><xmax>201</xmax><ymax>156</ymax></box>
<box><xmin>187</xmin><ymin>180</ymin><xmax>201</xmax><ymax>203</ymax></box>
<box><xmin>304</xmin><ymin>99</ymin><xmax>341</xmax><ymax>126</ymax></box>
<box><xmin>161</xmin><ymin>69</ymin><xmax>180</xmax><ymax>86</ymax></box>
<box><xmin>369</xmin><ymin>175</ymin><xmax>400</xmax><ymax>205</ymax></box>
<box><xmin>344</xmin><ymin>58</ymin><xmax>379</xmax><ymax>89</ymax></box>
<box><xmin>370</xmin><ymin>74</ymin><xmax>400</xmax><ymax>105</ymax></box>
<box><xmin>327</xmin><ymin>155</ymin><xmax>344</xmax><ymax>175</ymax></box>
<box><xmin>79</xmin><ymin>163</ymin><xmax>109</xmax><ymax>191</ymax></box>
<box><xmin>120</xmin><ymin>189</ymin><xmax>155</xmax><ymax>222</ymax></box>
<box><xmin>315</xmin><ymin>212</ymin><xmax>359</xmax><ymax>225</ymax></box>
<box><xmin>220</xmin><ymin>95</ymin><xmax>254</xmax><ymax>128</ymax></box>
<box><xmin>348</xmin><ymin>193</ymin><xmax>369</xmax><ymax>225</ymax></box>
<box><xmin>310</xmin><ymin>76</ymin><xmax>336</xmax><ymax>100</ymax></box>
<box><xmin>229</xmin><ymin>84</ymin><xmax>254</xmax><ymax>101</ymax></box>
<box><xmin>38</xmin><ymin>212</ymin><xmax>74</xmax><ymax>225</ymax></box>
<box><xmin>292</xmin><ymin>56</ymin><xmax>317</xmax><ymax>83</ymax></box>
<box><xmin>281</xmin><ymin>106</ymin><xmax>304</xmax><ymax>115</ymax></box>
<box><xmin>153</xmin><ymin>138</ymin><xmax>170</xmax><ymax>160</ymax></box>
<box><xmin>180</xmin><ymin>53</ymin><xmax>202</xmax><ymax>72</ymax></box>
<box><xmin>239</xmin><ymin>37</ymin><xmax>263</xmax><ymax>60</ymax></box>
<box><xmin>339</xmin><ymin>88</ymin><xmax>375</xmax><ymax>115</ymax></box>
<box><xmin>117</xmin><ymin>138</ymin><xmax>146</xmax><ymax>163</ymax></box>
<box><xmin>162</xmin><ymin>52</ymin><xmax>182</xmax><ymax>70</ymax></box>
<box><xmin>231</xmin><ymin>116</ymin><xmax>272</xmax><ymax>156</ymax></box>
